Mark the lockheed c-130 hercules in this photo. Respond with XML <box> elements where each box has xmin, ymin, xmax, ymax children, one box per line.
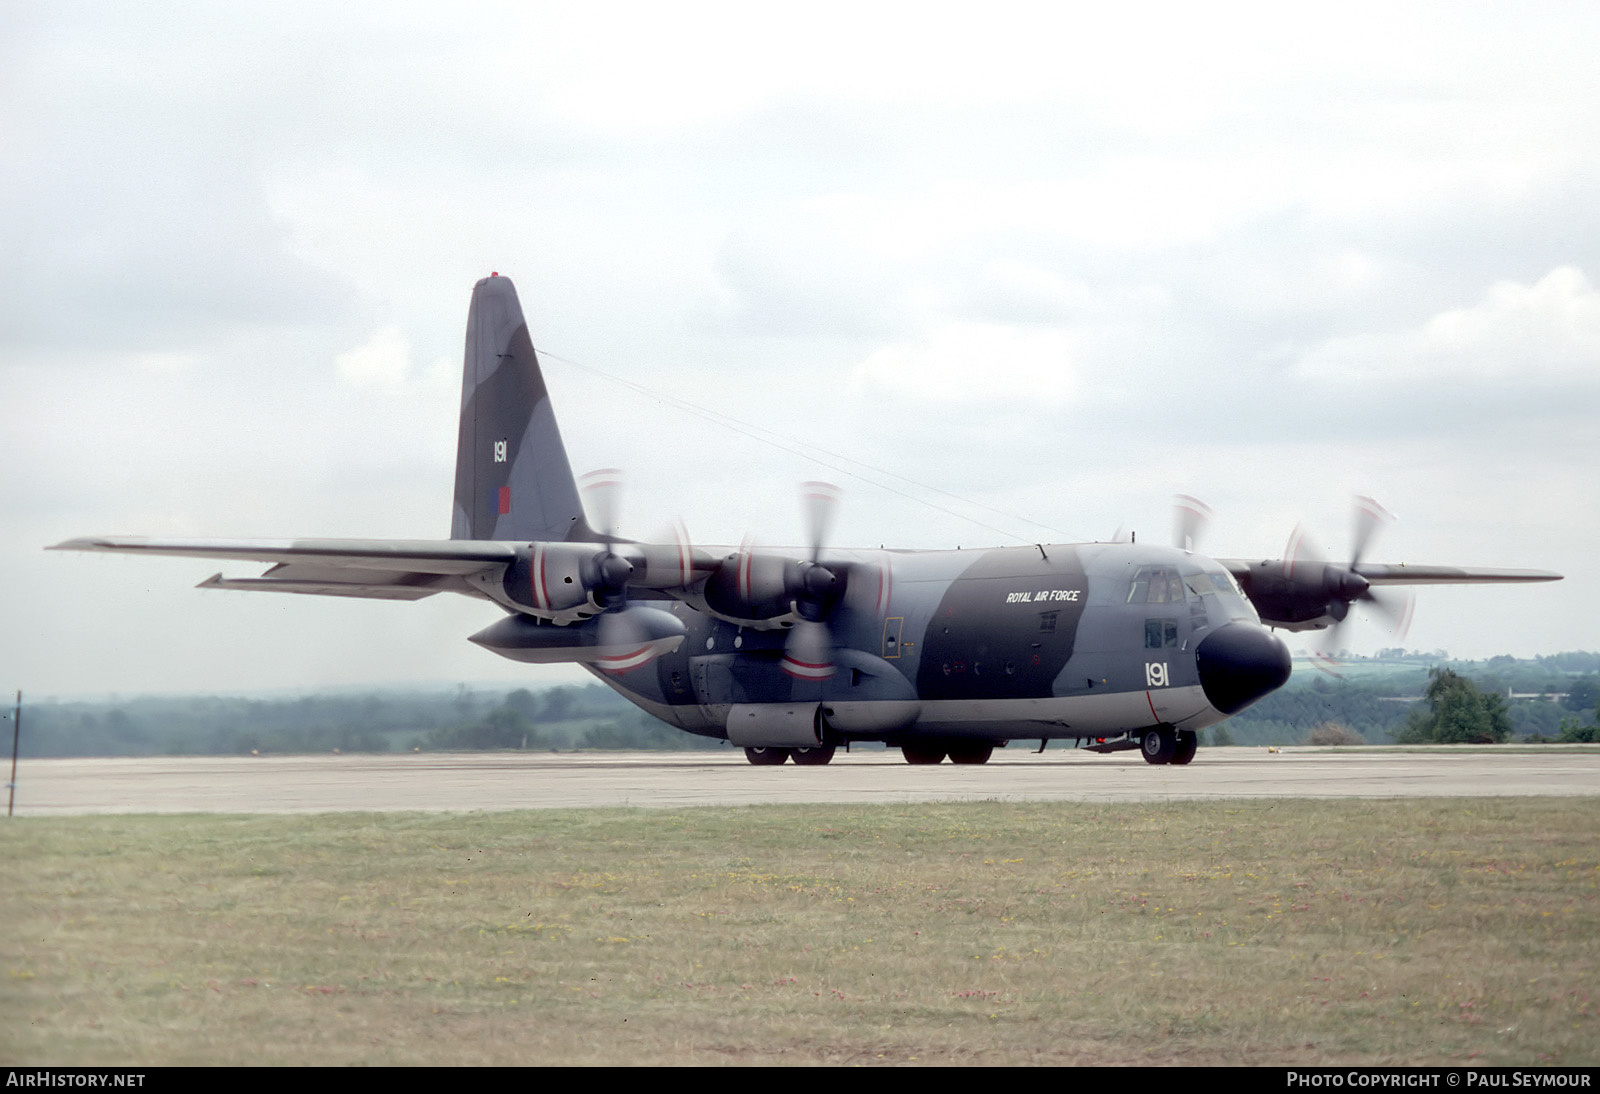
<box><xmin>53</xmin><ymin>274</ymin><xmax>1563</xmax><ymax>766</ymax></box>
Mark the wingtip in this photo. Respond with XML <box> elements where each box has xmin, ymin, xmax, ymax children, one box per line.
<box><xmin>46</xmin><ymin>537</ymin><xmax>101</xmax><ymax>552</ymax></box>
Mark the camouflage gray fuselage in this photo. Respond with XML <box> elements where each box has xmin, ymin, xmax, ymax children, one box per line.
<box><xmin>593</xmin><ymin>540</ymin><xmax>1267</xmax><ymax>744</ymax></box>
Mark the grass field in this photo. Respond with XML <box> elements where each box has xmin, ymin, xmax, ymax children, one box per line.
<box><xmin>3</xmin><ymin>799</ymin><xmax>1597</xmax><ymax>1066</ymax></box>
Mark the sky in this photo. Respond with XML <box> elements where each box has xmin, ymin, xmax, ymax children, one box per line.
<box><xmin>3</xmin><ymin>1</ymin><xmax>1597</xmax><ymax>699</ymax></box>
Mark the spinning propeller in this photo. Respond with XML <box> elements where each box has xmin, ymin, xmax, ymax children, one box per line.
<box><xmin>573</xmin><ymin>469</ymin><xmax>702</xmax><ymax>673</ymax></box>
<box><xmin>700</xmin><ymin>482</ymin><xmax>847</xmax><ymax>682</ymax></box>
<box><xmin>783</xmin><ymin>482</ymin><xmax>844</xmax><ymax>682</ymax></box>
<box><xmin>1180</xmin><ymin>494</ymin><xmax>1416</xmax><ymax>665</ymax></box>
<box><xmin>478</xmin><ymin>469</ymin><xmax>709</xmax><ymax>673</ymax></box>
<box><xmin>1174</xmin><ymin>494</ymin><xmax>1213</xmax><ymax>553</ymax></box>
<box><xmin>577</xmin><ymin>468</ymin><xmax>635</xmax><ymax>609</ymax></box>
<box><xmin>1281</xmin><ymin>497</ymin><xmax>1415</xmax><ymax>667</ymax></box>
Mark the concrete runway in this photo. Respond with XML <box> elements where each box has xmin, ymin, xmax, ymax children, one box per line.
<box><xmin>10</xmin><ymin>746</ymin><xmax>1600</xmax><ymax>815</ymax></box>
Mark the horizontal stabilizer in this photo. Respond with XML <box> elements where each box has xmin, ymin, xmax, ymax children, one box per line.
<box><xmin>198</xmin><ymin>573</ymin><xmax>441</xmax><ymax>600</ymax></box>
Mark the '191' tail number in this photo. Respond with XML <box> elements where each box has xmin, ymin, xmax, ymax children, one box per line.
<box><xmin>1145</xmin><ymin>662</ymin><xmax>1169</xmax><ymax>688</ymax></box>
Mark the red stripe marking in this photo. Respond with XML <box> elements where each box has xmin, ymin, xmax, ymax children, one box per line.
<box><xmin>597</xmin><ymin>647</ymin><xmax>653</xmax><ymax>674</ymax></box>
<box><xmin>498</xmin><ymin>485</ymin><xmax>511</xmax><ymax>515</ymax></box>
<box><xmin>1146</xmin><ymin>691</ymin><xmax>1160</xmax><ymax>722</ymax></box>
<box><xmin>782</xmin><ymin>657</ymin><xmax>835</xmax><ymax>680</ymax></box>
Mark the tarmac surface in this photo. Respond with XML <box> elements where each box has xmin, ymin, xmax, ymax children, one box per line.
<box><xmin>10</xmin><ymin>746</ymin><xmax>1600</xmax><ymax>815</ymax></box>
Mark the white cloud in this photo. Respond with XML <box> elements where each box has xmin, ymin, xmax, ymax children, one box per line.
<box><xmin>1295</xmin><ymin>266</ymin><xmax>1600</xmax><ymax>384</ymax></box>
<box><xmin>335</xmin><ymin>325</ymin><xmax>414</xmax><ymax>388</ymax></box>
<box><xmin>854</xmin><ymin>322</ymin><xmax>1076</xmax><ymax>404</ymax></box>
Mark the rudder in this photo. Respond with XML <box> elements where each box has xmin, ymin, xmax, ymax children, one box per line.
<box><xmin>451</xmin><ymin>274</ymin><xmax>596</xmax><ymax>543</ymax></box>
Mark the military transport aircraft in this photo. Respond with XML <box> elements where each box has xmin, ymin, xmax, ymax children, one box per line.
<box><xmin>52</xmin><ymin>274</ymin><xmax>1563</xmax><ymax>767</ymax></box>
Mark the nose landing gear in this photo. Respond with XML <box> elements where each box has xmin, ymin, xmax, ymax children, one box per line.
<box><xmin>1140</xmin><ymin>726</ymin><xmax>1197</xmax><ymax>765</ymax></box>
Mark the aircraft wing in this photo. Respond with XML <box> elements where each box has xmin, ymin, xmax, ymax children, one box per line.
<box><xmin>1347</xmin><ymin>564</ymin><xmax>1563</xmax><ymax>585</ymax></box>
<box><xmin>48</xmin><ymin>537</ymin><xmax>518</xmax><ymax>601</ymax></box>
<box><xmin>1216</xmin><ymin>559</ymin><xmax>1563</xmax><ymax>586</ymax></box>
<box><xmin>1216</xmin><ymin>555</ymin><xmax>1563</xmax><ymax>632</ymax></box>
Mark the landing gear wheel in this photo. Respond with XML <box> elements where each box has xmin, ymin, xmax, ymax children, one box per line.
<box><xmin>902</xmin><ymin>745</ymin><xmax>947</xmax><ymax>765</ymax></box>
<box><xmin>791</xmin><ymin>745</ymin><xmax>836</xmax><ymax>766</ymax></box>
<box><xmin>1140</xmin><ymin>726</ymin><xmax>1177</xmax><ymax>765</ymax></box>
<box><xmin>1172</xmin><ymin>731</ymin><xmax>1198</xmax><ymax>766</ymax></box>
<box><xmin>744</xmin><ymin>746</ymin><xmax>791</xmax><ymax>766</ymax></box>
<box><xmin>947</xmin><ymin>744</ymin><xmax>994</xmax><ymax>765</ymax></box>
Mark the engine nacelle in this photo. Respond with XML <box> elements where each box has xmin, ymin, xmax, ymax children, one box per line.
<box><xmin>701</xmin><ymin>551</ymin><xmax>840</xmax><ymax>628</ymax></box>
<box><xmin>468</xmin><ymin>604</ymin><xmax>686</xmax><ymax>672</ymax></box>
<box><xmin>1234</xmin><ymin>559</ymin><xmax>1367</xmax><ymax>632</ymax></box>
<box><xmin>497</xmin><ymin>542</ymin><xmax>629</xmax><ymax>622</ymax></box>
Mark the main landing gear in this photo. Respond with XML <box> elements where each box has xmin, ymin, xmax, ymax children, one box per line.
<box><xmin>742</xmin><ymin>745</ymin><xmax>837</xmax><ymax>766</ymax></box>
<box><xmin>1140</xmin><ymin>726</ymin><xmax>1197</xmax><ymax>766</ymax></box>
<box><xmin>899</xmin><ymin>742</ymin><xmax>995</xmax><ymax>765</ymax></box>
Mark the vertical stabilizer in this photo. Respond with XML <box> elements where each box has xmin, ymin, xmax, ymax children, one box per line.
<box><xmin>451</xmin><ymin>274</ymin><xmax>595</xmax><ymax>542</ymax></box>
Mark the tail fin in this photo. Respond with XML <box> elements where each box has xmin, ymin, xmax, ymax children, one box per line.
<box><xmin>451</xmin><ymin>274</ymin><xmax>596</xmax><ymax>542</ymax></box>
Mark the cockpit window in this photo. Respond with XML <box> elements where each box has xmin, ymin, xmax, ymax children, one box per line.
<box><xmin>1182</xmin><ymin>569</ymin><xmax>1244</xmax><ymax>598</ymax></box>
<box><xmin>1127</xmin><ymin>566</ymin><xmax>1186</xmax><ymax>604</ymax></box>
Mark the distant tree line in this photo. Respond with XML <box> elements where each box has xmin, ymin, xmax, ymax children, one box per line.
<box><xmin>1217</xmin><ymin>658</ymin><xmax>1599</xmax><ymax>746</ymax></box>
<box><xmin>1529</xmin><ymin>651</ymin><xmax>1600</xmax><ymax>674</ymax></box>
<box><xmin>16</xmin><ymin>684</ymin><xmax>722</xmax><ymax>758</ymax></box>
<box><xmin>419</xmin><ymin>686</ymin><xmax>719</xmax><ymax>751</ymax></box>
<box><xmin>15</xmin><ymin>654</ymin><xmax>1600</xmax><ymax>756</ymax></box>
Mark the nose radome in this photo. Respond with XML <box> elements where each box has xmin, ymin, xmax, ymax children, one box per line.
<box><xmin>1195</xmin><ymin>623</ymin><xmax>1292</xmax><ymax>715</ymax></box>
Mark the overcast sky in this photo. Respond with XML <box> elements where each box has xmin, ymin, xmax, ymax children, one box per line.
<box><xmin>4</xmin><ymin>2</ymin><xmax>1596</xmax><ymax>699</ymax></box>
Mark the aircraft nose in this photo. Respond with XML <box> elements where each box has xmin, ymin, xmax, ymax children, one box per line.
<box><xmin>1195</xmin><ymin>622</ymin><xmax>1292</xmax><ymax>715</ymax></box>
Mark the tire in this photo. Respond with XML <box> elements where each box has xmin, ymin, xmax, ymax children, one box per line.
<box><xmin>1171</xmin><ymin>731</ymin><xmax>1198</xmax><ymax>766</ymax></box>
<box><xmin>1140</xmin><ymin>726</ymin><xmax>1177</xmax><ymax>765</ymax></box>
<box><xmin>901</xmin><ymin>745</ymin><xmax>947</xmax><ymax>765</ymax></box>
<box><xmin>744</xmin><ymin>746</ymin><xmax>791</xmax><ymax>766</ymax></box>
<box><xmin>791</xmin><ymin>745</ymin><xmax>836</xmax><ymax>766</ymax></box>
<box><xmin>947</xmin><ymin>743</ymin><xmax>994</xmax><ymax>765</ymax></box>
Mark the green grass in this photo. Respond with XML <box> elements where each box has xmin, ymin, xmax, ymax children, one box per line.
<box><xmin>3</xmin><ymin>799</ymin><xmax>1597</xmax><ymax>1065</ymax></box>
